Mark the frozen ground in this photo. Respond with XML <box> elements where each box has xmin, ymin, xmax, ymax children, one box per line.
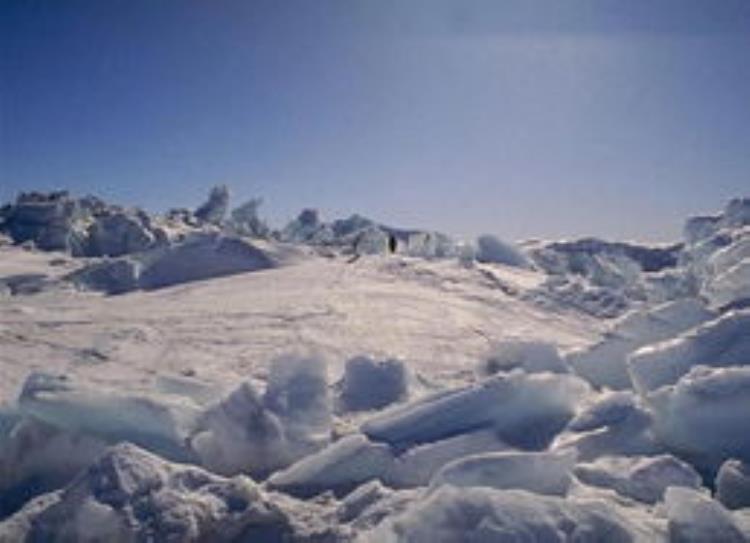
<box><xmin>1</xmin><ymin>193</ymin><xmax>750</xmax><ymax>542</ymax></box>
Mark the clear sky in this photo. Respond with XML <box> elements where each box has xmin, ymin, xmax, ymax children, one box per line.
<box><xmin>2</xmin><ymin>0</ymin><xmax>749</xmax><ymax>242</ymax></box>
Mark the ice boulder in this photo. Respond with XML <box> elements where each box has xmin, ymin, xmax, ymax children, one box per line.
<box><xmin>574</xmin><ymin>454</ymin><xmax>702</xmax><ymax>504</ymax></box>
<box><xmin>350</xmin><ymin>226</ymin><xmax>390</xmax><ymax>255</ymax></box>
<box><xmin>263</xmin><ymin>354</ymin><xmax>331</xmax><ymax>437</ymax></box>
<box><xmin>665</xmin><ymin>486</ymin><xmax>747</xmax><ymax>543</ymax></box>
<box><xmin>402</xmin><ymin>230</ymin><xmax>457</xmax><ymax>258</ymax></box>
<box><xmin>68</xmin><ymin>257</ymin><xmax>141</xmax><ymax>294</ymax></box>
<box><xmin>0</xmin><ymin>191</ymin><xmax>87</xmax><ymax>253</ymax></box>
<box><xmin>18</xmin><ymin>373</ymin><xmax>200</xmax><ymax>462</ymax></box>
<box><xmin>649</xmin><ymin>366</ymin><xmax>750</xmax><ymax>473</ymax></box>
<box><xmin>553</xmin><ymin>391</ymin><xmax>660</xmax><ymax>462</ymax></box>
<box><xmin>362</xmin><ymin>371</ymin><xmax>590</xmax><ymax>451</ymax></box>
<box><xmin>567</xmin><ymin>298</ymin><xmax>715</xmax><ymax>390</ymax></box>
<box><xmin>363</xmin><ymin>485</ymin><xmax>662</xmax><ymax>543</ymax></box>
<box><xmin>724</xmin><ymin>197</ymin><xmax>750</xmax><ymax>229</ymax></box>
<box><xmin>479</xmin><ymin>339</ymin><xmax>568</xmax><ymax>376</ymax></box>
<box><xmin>337</xmin><ymin>480</ymin><xmax>393</xmax><ymax>523</ymax></box>
<box><xmin>227</xmin><ymin>197</ymin><xmax>270</xmax><ymax>238</ymax></box>
<box><xmin>85</xmin><ymin>210</ymin><xmax>159</xmax><ymax>257</ymax></box>
<box><xmin>384</xmin><ymin>429</ymin><xmax>512</xmax><ymax>488</ymax></box>
<box><xmin>338</xmin><ymin>356</ymin><xmax>409</xmax><ymax>412</ymax></box>
<box><xmin>703</xmin><ymin>258</ymin><xmax>750</xmax><ymax>310</ymax></box>
<box><xmin>137</xmin><ymin>233</ymin><xmax>275</xmax><ymax>290</ymax></box>
<box><xmin>191</xmin><ymin>354</ymin><xmax>331</xmax><ymax>477</ymax></box>
<box><xmin>706</xmin><ymin>231</ymin><xmax>750</xmax><ymax>276</ymax></box>
<box><xmin>529</xmin><ymin>238</ymin><xmax>679</xmax><ymax>284</ymax></box>
<box><xmin>3</xmin><ymin>443</ymin><xmax>292</xmax><ymax>543</ymax></box>
<box><xmin>430</xmin><ymin>450</ymin><xmax>576</xmax><ymax>496</ymax></box>
<box><xmin>0</xmin><ymin>418</ymin><xmax>107</xmax><ymax>519</ymax></box>
<box><xmin>267</xmin><ymin>433</ymin><xmax>395</xmax><ymax>498</ymax></box>
<box><xmin>280</xmin><ymin>208</ymin><xmax>335</xmax><ymax>244</ymax></box>
<box><xmin>628</xmin><ymin>310</ymin><xmax>750</xmax><ymax>394</ymax></box>
<box><xmin>70</xmin><ymin>233</ymin><xmax>277</xmax><ymax>294</ymax></box>
<box><xmin>475</xmin><ymin>234</ymin><xmax>531</xmax><ymax>268</ymax></box>
<box><xmin>194</xmin><ymin>184</ymin><xmax>230</xmax><ymax>224</ymax></box>
<box><xmin>684</xmin><ymin>215</ymin><xmax>721</xmax><ymax>246</ymax></box>
<box><xmin>190</xmin><ymin>381</ymin><xmax>289</xmax><ymax>477</ymax></box>
<box><xmin>716</xmin><ymin>459</ymin><xmax>750</xmax><ymax>510</ymax></box>
<box><xmin>566</xmin><ymin>391</ymin><xmax>646</xmax><ymax>433</ymax></box>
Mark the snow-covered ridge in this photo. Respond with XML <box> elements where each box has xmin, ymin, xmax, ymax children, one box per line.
<box><xmin>1</xmin><ymin>192</ymin><xmax>750</xmax><ymax>541</ymax></box>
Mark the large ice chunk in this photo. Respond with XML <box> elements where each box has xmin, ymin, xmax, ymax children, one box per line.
<box><xmin>384</xmin><ymin>429</ymin><xmax>512</xmax><ymax>488</ymax></box>
<box><xmin>338</xmin><ymin>356</ymin><xmax>410</xmax><ymax>412</ymax></box>
<box><xmin>362</xmin><ymin>371</ymin><xmax>590</xmax><ymax>451</ymax></box>
<box><xmin>2</xmin><ymin>443</ymin><xmax>292</xmax><ymax>543</ymax></box>
<box><xmin>628</xmin><ymin>310</ymin><xmax>750</xmax><ymax>394</ymax></box>
<box><xmin>567</xmin><ymin>299</ymin><xmax>714</xmax><ymax>390</ymax></box>
<box><xmin>280</xmin><ymin>208</ymin><xmax>335</xmax><ymax>245</ymax></box>
<box><xmin>649</xmin><ymin>366</ymin><xmax>750</xmax><ymax>472</ymax></box>
<box><xmin>665</xmin><ymin>486</ymin><xmax>747</xmax><ymax>543</ymax></box>
<box><xmin>267</xmin><ymin>433</ymin><xmax>395</xmax><ymax>498</ymax></box>
<box><xmin>190</xmin><ymin>381</ymin><xmax>289</xmax><ymax>476</ymax></box>
<box><xmin>703</xmin><ymin>258</ymin><xmax>750</xmax><ymax>310</ymax></box>
<box><xmin>18</xmin><ymin>373</ymin><xmax>200</xmax><ymax>462</ymax></box>
<box><xmin>86</xmin><ymin>211</ymin><xmax>159</xmax><ymax>257</ymax></box>
<box><xmin>716</xmin><ymin>459</ymin><xmax>750</xmax><ymax>510</ymax></box>
<box><xmin>479</xmin><ymin>340</ymin><xmax>568</xmax><ymax>376</ymax></box>
<box><xmin>363</xmin><ymin>485</ymin><xmax>662</xmax><ymax>542</ymax></box>
<box><xmin>194</xmin><ymin>184</ymin><xmax>229</xmax><ymax>224</ymax></box>
<box><xmin>475</xmin><ymin>235</ymin><xmax>531</xmax><ymax>268</ymax></box>
<box><xmin>430</xmin><ymin>450</ymin><xmax>576</xmax><ymax>496</ymax></box>
<box><xmin>227</xmin><ymin>197</ymin><xmax>270</xmax><ymax>238</ymax></box>
<box><xmin>684</xmin><ymin>214</ymin><xmax>722</xmax><ymax>246</ymax></box>
<box><xmin>0</xmin><ymin>418</ymin><xmax>107</xmax><ymax>519</ymax></box>
<box><xmin>566</xmin><ymin>391</ymin><xmax>645</xmax><ymax>433</ymax></box>
<box><xmin>574</xmin><ymin>454</ymin><xmax>702</xmax><ymax>504</ymax></box>
<box><xmin>553</xmin><ymin>391</ymin><xmax>660</xmax><ymax>462</ymax></box>
<box><xmin>191</xmin><ymin>354</ymin><xmax>332</xmax><ymax>477</ymax></box>
<box><xmin>70</xmin><ymin>233</ymin><xmax>277</xmax><ymax>293</ymax></box>
<box><xmin>137</xmin><ymin>234</ymin><xmax>275</xmax><ymax>290</ymax></box>
<box><xmin>263</xmin><ymin>354</ymin><xmax>331</xmax><ymax>439</ymax></box>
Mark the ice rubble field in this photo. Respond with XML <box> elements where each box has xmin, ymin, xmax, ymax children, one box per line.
<box><xmin>0</xmin><ymin>192</ymin><xmax>750</xmax><ymax>542</ymax></box>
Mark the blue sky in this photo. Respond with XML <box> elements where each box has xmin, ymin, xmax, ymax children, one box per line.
<box><xmin>2</xmin><ymin>0</ymin><xmax>749</xmax><ymax>242</ymax></box>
